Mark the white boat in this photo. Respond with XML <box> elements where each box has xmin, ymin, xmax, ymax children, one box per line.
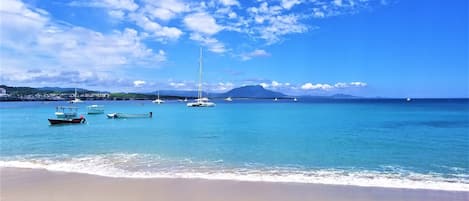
<box><xmin>224</xmin><ymin>97</ymin><xmax>233</xmax><ymax>102</ymax></box>
<box><xmin>55</xmin><ymin>106</ymin><xmax>78</xmax><ymax>118</ymax></box>
<box><xmin>406</xmin><ymin>98</ymin><xmax>411</xmax><ymax>102</ymax></box>
<box><xmin>152</xmin><ymin>90</ymin><xmax>164</xmax><ymax>104</ymax></box>
<box><xmin>87</xmin><ymin>105</ymin><xmax>104</xmax><ymax>114</ymax></box>
<box><xmin>107</xmin><ymin>112</ymin><xmax>152</xmax><ymax>118</ymax></box>
<box><xmin>69</xmin><ymin>88</ymin><xmax>83</xmax><ymax>103</ymax></box>
<box><xmin>274</xmin><ymin>98</ymin><xmax>278</xmax><ymax>101</ymax></box>
<box><xmin>187</xmin><ymin>48</ymin><xmax>216</xmax><ymax>107</ymax></box>
<box><xmin>184</xmin><ymin>98</ymin><xmax>188</xmax><ymax>102</ymax></box>
<box><xmin>293</xmin><ymin>98</ymin><xmax>298</xmax><ymax>102</ymax></box>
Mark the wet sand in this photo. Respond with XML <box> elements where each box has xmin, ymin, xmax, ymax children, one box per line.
<box><xmin>1</xmin><ymin>167</ymin><xmax>467</xmax><ymax>201</ymax></box>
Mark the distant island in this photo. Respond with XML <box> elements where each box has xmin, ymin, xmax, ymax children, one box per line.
<box><xmin>0</xmin><ymin>84</ymin><xmax>360</xmax><ymax>101</ymax></box>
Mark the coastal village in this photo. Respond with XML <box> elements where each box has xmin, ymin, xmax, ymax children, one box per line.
<box><xmin>0</xmin><ymin>86</ymin><xmax>110</xmax><ymax>101</ymax></box>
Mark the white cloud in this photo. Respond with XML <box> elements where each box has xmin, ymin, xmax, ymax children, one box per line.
<box><xmin>259</xmin><ymin>82</ymin><xmax>269</xmax><ymax>88</ymax></box>
<box><xmin>0</xmin><ymin>0</ymin><xmax>167</xmax><ymax>88</ymax></box>
<box><xmin>129</xmin><ymin>13</ymin><xmax>183</xmax><ymax>41</ymax></box>
<box><xmin>241</xmin><ymin>49</ymin><xmax>270</xmax><ymax>61</ymax></box>
<box><xmin>301</xmin><ymin>83</ymin><xmax>334</xmax><ymax>90</ymax></box>
<box><xmin>183</xmin><ymin>12</ymin><xmax>223</xmax><ymax>35</ymax></box>
<box><xmin>228</xmin><ymin>11</ymin><xmax>237</xmax><ymax>19</ymax></box>
<box><xmin>189</xmin><ymin>33</ymin><xmax>226</xmax><ymax>53</ymax></box>
<box><xmin>133</xmin><ymin>80</ymin><xmax>146</xmax><ymax>87</ymax></box>
<box><xmin>350</xmin><ymin>82</ymin><xmax>367</xmax><ymax>87</ymax></box>
<box><xmin>302</xmin><ymin>82</ymin><xmax>368</xmax><ymax>91</ymax></box>
<box><xmin>169</xmin><ymin>82</ymin><xmax>186</xmax><ymax>88</ymax></box>
<box><xmin>334</xmin><ymin>0</ymin><xmax>343</xmax><ymax>7</ymax></box>
<box><xmin>218</xmin><ymin>0</ymin><xmax>240</xmax><ymax>7</ymax></box>
<box><xmin>69</xmin><ymin>0</ymin><xmax>139</xmax><ymax>11</ymax></box>
<box><xmin>108</xmin><ymin>10</ymin><xmax>125</xmax><ymax>19</ymax></box>
<box><xmin>281</xmin><ymin>0</ymin><xmax>301</xmax><ymax>10</ymax></box>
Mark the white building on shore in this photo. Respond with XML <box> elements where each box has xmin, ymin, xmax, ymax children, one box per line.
<box><xmin>0</xmin><ymin>88</ymin><xmax>7</xmax><ymax>97</ymax></box>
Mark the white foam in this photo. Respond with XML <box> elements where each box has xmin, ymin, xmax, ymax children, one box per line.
<box><xmin>1</xmin><ymin>154</ymin><xmax>468</xmax><ymax>192</ymax></box>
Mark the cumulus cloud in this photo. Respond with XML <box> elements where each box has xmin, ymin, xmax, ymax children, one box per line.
<box><xmin>0</xmin><ymin>0</ymin><xmax>167</xmax><ymax>88</ymax></box>
<box><xmin>218</xmin><ymin>0</ymin><xmax>240</xmax><ymax>7</ymax></box>
<box><xmin>183</xmin><ymin>12</ymin><xmax>223</xmax><ymax>35</ymax></box>
<box><xmin>281</xmin><ymin>0</ymin><xmax>302</xmax><ymax>10</ymax></box>
<box><xmin>301</xmin><ymin>83</ymin><xmax>334</xmax><ymax>90</ymax></box>
<box><xmin>301</xmin><ymin>82</ymin><xmax>368</xmax><ymax>91</ymax></box>
<box><xmin>133</xmin><ymin>80</ymin><xmax>146</xmax><ymax>87</ymax></box>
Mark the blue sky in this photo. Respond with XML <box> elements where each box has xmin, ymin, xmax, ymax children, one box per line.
<box><xmin>0</xmin><ymin>0</ymin><xmax>467</xmax><ymax>97</ymax></box>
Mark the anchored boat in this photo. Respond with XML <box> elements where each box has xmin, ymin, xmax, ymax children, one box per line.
<box><xmin>48</xmin><ymin>116</ymin><xmax>86</xmax><ymax>125</ymax></box>
<box><xmin>107</xmin><ymin>112</ymin><xmax>153</xmax><ymax>119</ymax></box>
<box><xmin>54</xmin><ymin>106</ymin><xmax>78</xmax><ymax>118</ymax></box>
<box><xmin>187</xmin><ymin>48</ymin><xmax>215</xmax><ymax>107</ymax></box>
<box><xmin>87</xmin><ymin>105</ymin><xmax>104</xmax><ymax>114</ymax></box>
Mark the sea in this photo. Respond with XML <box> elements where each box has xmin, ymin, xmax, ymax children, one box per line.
<box><xmin>1</xmin><ymin>99</ymin><xmax>468</xmax><ymax>191</ymax></box>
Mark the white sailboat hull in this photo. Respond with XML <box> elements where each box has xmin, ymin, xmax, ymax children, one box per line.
<box><xmin>187</xmin><ymin>101</ymin><xmax>215</xmax><ymax>107</ymax></box>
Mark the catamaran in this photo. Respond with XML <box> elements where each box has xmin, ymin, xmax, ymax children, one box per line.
<box><xmin>69</xmin><ymin>88</ymin><xmax>84</xmax><ymax>103</ymax></box>
<box><xmin>152</xmin><ymin>90</ymin><xmax>164</xmax><ymax>104</ymax></box>
<box><xmin>187</xmin><ymin>48</ymin><xmax>215</xmax><ymax>107</ymax></box>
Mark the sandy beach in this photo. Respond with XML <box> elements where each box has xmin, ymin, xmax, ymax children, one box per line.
<box><xmin>1</xmin><ymin>167</ymin><xmax>467</xmax><ymax>201</ymax></box>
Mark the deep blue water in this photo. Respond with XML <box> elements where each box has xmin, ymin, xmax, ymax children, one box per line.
<box><xmin>1</xmin><ymin>99</ymin><xmax>468</xmax><ymax>190</ymax></box>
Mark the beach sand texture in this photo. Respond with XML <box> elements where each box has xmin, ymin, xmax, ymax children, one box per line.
<box><xmin>1</xmin><ymin>168</ymin><xmax>467</xmax><ymax>201</ymax></box>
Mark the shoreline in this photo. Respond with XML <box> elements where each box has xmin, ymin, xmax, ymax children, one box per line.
<box><xmin>1</xmin><ymin>167</ymin><xmax>468</xmax><ymax>201</ymax></box>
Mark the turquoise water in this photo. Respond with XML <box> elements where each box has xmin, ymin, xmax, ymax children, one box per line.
<box><xmin>1</xmin><ymin>99</ymin><xmax>468</xmax><ymax>191</ymax></box>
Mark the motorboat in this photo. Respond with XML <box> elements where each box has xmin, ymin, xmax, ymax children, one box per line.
<box><xmin>107</xmin><ymin>112</ymin><xmax>153</xmax><ymax>118</ymax></box>
<box><xmin>55</xmin><ymin>106</ymin><xmax>78</xmax><ymax>118</ymax></box>
<box><xmin>224</xmin><ymin>97</ymin><xmax>233</xmax><ymax>102</ymax></box>
<box><xmin>187</xmin><ymin>48</ymin><xmax>216</xmax><ymax>107</ymax></box>
<box><xmin>87</xmin><ymin>105</ymin><xmax>104</xmax><ymax>114</ymax></box>
<box><xmin>293</xmin><ymin>98</ymin><xmax>298</xmax><ymax>102</ymax></box>
<box><xmin>274</xmin><ymin>98</ymin><xmax>278</xmax><ymax>101</ymax></box>
<box><xmin>48</xmin><ymin>116</ymin><xmax>86</xmax><ymax>125</ymax></box>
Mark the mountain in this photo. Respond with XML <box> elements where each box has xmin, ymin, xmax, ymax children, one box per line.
<box><xmin>329</xmin><ymin>93</ymin><xmax>359</xmax><ymax>99</ymax></box>
<box><xmin>221</xmin><ymin>85</ymin><xmax>286</xmax><ymax>98</ymax></box>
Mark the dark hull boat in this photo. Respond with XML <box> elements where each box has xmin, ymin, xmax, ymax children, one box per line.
<box><xmin>48</xmin><ymin>117</ymin><xmax>86</xmax><ymax>125</ymax></box>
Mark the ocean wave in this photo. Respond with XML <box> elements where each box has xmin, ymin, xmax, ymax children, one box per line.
<box><xmin>0</xmin><ymin>153</ymin><xmax>468</xmax><ymax>192</ymax></box>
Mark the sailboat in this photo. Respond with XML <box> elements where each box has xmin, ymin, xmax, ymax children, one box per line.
<box><xmin>152</xmin><ymin>90</ymin><xmax>164</xmax><ymax>104</ymax></box>
<box><xmin>69</xmin><ymin>88</ymin><xmax>83</xmax><ymax>103</ymax></box>
<box><xmin>187</xmin><ymin>48</ymin><xmax>215</xmax><ymax>107</ymax></box>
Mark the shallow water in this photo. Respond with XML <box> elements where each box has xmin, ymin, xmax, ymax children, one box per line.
<box><xmin>1</xmin><ymin>99</ymin><xmax>468</xmax><ymax>191</ymax></box>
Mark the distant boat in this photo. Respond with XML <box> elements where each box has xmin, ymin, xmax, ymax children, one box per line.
<box><xmin>187</xmin><ymin>48</ymin><xmax>215</xmax><ymax>107</ymax></box>
<box><xmin>87</xmin><ymin>105</ymin><xmax>104</xmax><ymax>114</ymax></box>
<box><xmin>107</xmin><ymin>112</ymin><xmax>152</xmax><ymax>118</ymax></box>
<box><xmin>55</xmin><ymin>106</ymin><xmax>78</xmax><ymax>118</ymax></box>
<box><xmin>274</xmin><ymin>98</ymin><xmax>278</xmax><ymax>101</ymax></box>
<box><xmin>293</xmin><ymin>98</ymin><xmax>298</xmax><ymax>102</ymax></box>
<box><xmin>69</xmin><ymin>88</ymin><xmax>84</xmax><ymax>103</ymax></box>
<box><xmin>152</xmin><ymin>90</ymin><xmax>164</xmax><ymax>104</ymax></box>
<box><xmin>224</xmin><ymin>97</ymin><xmax>233</xmax><ymax>102</ymax></box>
<box><xmin>184</xmin><ymin>98</ymin><xmax>188</xmax><ymax>102</ymax></box>
<box><xmin>406</xmin><ymin>98</ymin><xmax>411</xmax><ymax>102</ymax></box>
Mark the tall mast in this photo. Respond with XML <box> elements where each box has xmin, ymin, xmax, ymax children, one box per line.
<box><xmin>198</xmin><ymin>47</ymin><xmax>203</xmax><ymax>100</ymax></box>
<box><xmin>75</xmin><ymin>88</ymin><xmax>77</xmax><ymax>99</ymax></box>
